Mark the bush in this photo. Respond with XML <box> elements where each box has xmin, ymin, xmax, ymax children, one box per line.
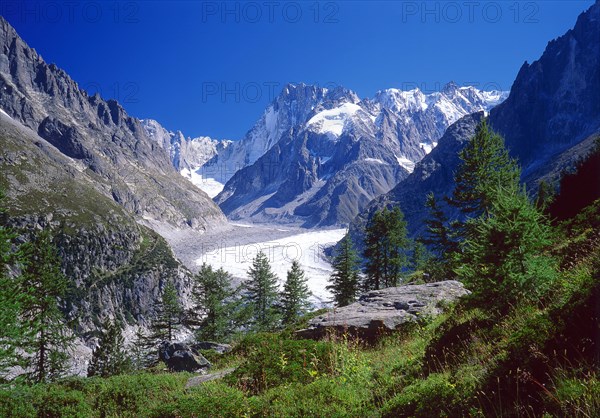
<box><xmin>149</xmin><ymin>381</ymin><xmax>248</xmax><ymax>418</ymax></box>
<box><xmin>381</xmin><ymin>373</ymin><xmax>462</xmax><ymax>417</ymax></box>
<box><xmin>225</xmin><ymin>333</ymin><xmax>333</xmax><ymax>394</ymax></box>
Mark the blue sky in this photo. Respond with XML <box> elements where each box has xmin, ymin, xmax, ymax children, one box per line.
<box><xmin>2</xmin><ymin>0</ymin><xmax>594</xmax><ymax>139</ymax></box>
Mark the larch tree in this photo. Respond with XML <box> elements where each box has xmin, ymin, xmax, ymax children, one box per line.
<box><xmin>363</xmin><ymin>207</ymin><xmax>410</xmax><ymax>290</ymax></box>
<box><xmin>192</xmin><ymin>263</ymin><xmax>240</xmax><ymax>341</ymax></box>
<box><xmin>150</xmin><ymin>280</ymin><xmax>182</xmax><ymax>343</ymax></box>
<box><xmin>328</xmin><ymin>234</ymin><xmax>361</xmax><ymax>307</ymax></box>
<box><xmin>246</xmin><ymin>251</ymin><xmax>280</xmax><ymax>331</ymax></box>
<box><xmin>18</xmin><ymin>230</ymin><xmax>74</xmax><ymax>383</ymax></box>
<box><xmin>281</xmin><ymin>260</ymin><xmax>311</xmax><ymax>325</ymax></box>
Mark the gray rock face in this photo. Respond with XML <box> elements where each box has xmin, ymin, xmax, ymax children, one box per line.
<box><xmin>140</xmin><ymin>119</ymin><xmax>232</xmax><ymax>172</ymax></box>
<box><xmin>0</xmin><ymin>112</ymin><xmax>192</xmax><ymax>334</ymax></box>
<box><xmin>159</xmin><ymin>342</ymin><xmax>211</xmax><ymax>372</ymax></box>
<box><xmin>0</xmin><ymin>16</ymin><xmax>226</xmax><ymax>231</ymax></box>
<box><xmin>489</xmin><ymin>1</ymin><xmax>600</xmax><ymax>175</ymax></box>
<box><xmin>298</xmin><ymin>281</ymin><xmax>469</xmax><ymax>341</ymax></box>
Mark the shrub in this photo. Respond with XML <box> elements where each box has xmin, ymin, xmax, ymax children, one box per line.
<box><xmin>149</xmin><ymin>381</ymin><xmax>248</xmax><ymax>418</ymax></box>
<box><xmin>225</xmin><ymin>333</ymin><xmax>333</xmax><ymax>394</ymax></box>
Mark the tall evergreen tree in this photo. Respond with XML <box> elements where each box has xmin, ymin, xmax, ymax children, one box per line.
<box><xmin>150</xmin><ymin>281</ymin><xmax>182</xmax><ymax>343</ymax></box>
<box><xmin>327</xmin><ymin>234</ymin><xmax>360</xmax><ymax>307</ymax></box>
<box><xmin>281</xmin><ymin>261</ymin><xmax>311</xmax><ymax>325</ymax></box>
<box><xmin>19</xmin><ymin>230</ymin><xmax>74</xmax><ymax>383</ymax></box>
<box><xmin>363</xmin><ymin>207</ymin><xmax>410</xmax><ymax>290</ymax></box>
<box><xmin>192</xmin><ymin>263</ymin><xmax>239</xmax><ymax>341</ymax></box>
<box><xmin>87</xmin><ymin>319</ymin><xmax>130</xmax><ymax>377</ymax></box>
<box><xmin>246</xmin><ymin>251</ymin><xmax>280</xmax><ymax>331</ymax></box>
<box><xmin>447</xmin><ymin>119</ymin><xmax>520</xmax><ymax>222</ymax></box>
<box><xmin>0</xmin><ymin>189</ymin><xmax>22</xmax><ymax>376</ymax></box>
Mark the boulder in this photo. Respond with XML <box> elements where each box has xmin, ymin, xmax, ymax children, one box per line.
<box><xmin>192</xmin><ymin>341</ymin><xmax>232</xmax><ymax>354</ymax></box>
<box><xmin>297</xmin><ymin>280</ymin><xmax>469</xmax><ymax>342</ymax></box>
<box><xmin>185</xmin><ymin>368</ymin><xmax>236</xmax><ymax>389</ymax></box>
<box><xmin>158</xmin><ymin>341</ymin><xmax>211</xmax><ymax>372</ymax></box>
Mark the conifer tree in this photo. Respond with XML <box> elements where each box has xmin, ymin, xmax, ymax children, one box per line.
<box><xmin>87</xmin><ymin>319</ymin><xmax>130</xmax><ymax>377</ymax></box>
<box><xmin>363</xmin><ymin>207</ymin><xmax>410</xmax><ymax>290</ymax></box>
<box><xmin>447</xmin><ymin>119</ymin><xmax>520</xmax><ymax>222</ymax></box>
<box><xmin>19</xmin><ymin>230</ymin><xmax>74</xmax><ymax>383</ymax></box>
<box><xmin>327</xmin><ymin>234</ymin><xmax>360</xmax><ymax>307</ymax></box>
<box><xmin>0</xmin><ymin>189</ymin><xmax>22</xmax><ymax>376</ymax></box>
<box><xmin>192</xmin><ymin>263</ymin><xmax>239</xmax><ymax>341</ymax></box>
<box><xmin>246</xmin><ymin>251</ymin><xmax>280</xmax><ymax>331</ymax></box>
<box><xmin>281</xmin><ymin>261</ymin><xmax>311</xmax><ymax>325</ymax></box>
<box><xmin>456</xmin><ymin>184</ymin><xmax>556</xmax><ymax>305</ymax></box>
<box><xmin>150</xmin><ymin>281</ymin><xmax>182</xmax><ymax>343</ymax></box>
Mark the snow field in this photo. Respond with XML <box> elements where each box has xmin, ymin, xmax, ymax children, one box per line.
<box><xmin>195</xmin><ymin>228</ymin><xmax>347</xmax><ymax>306</ymax></box>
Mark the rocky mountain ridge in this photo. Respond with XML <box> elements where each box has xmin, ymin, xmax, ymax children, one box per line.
<box><xmin>211</xmin><ymin>83</ymin><xmax>506</xmax><ymax>226</ymax></box>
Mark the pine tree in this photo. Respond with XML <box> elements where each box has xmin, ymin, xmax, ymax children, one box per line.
<box><xmin>150</xmin><ymin>281</ymin><xmax>182</xmax><ymax>343</ymax></box>
<box><xmin>18</xmin><ymin>230</ymin><xmax>74</xmax><ymax>383</ymax></box>
<box><xmin>192</xmin><ymin>263</ymin><xmax>239</xmax><ymax>342</ymax></box>
<box><xmin>87</xmin><ymin>319</ymin><xmax>130</xmax><ymax>377</ymax></box>
<box><xmin>246</xmin><ymin>251</ymin><xmax>280</xmax><ymax>331</ymax></box>
<box><xmin>281</xmin><ymin>261</ymin><xmax>311</xmax><ymax>325</ymax></box>
<box><xmin>363</xmin><ymin>207</ymin><xmax>410</xmax><ymax>290</ymax></box>
<box><xmin>327</xmin><ymin>234</ymin><xmax>360</xmax><ymax>307</ymax></box>
<box><xmin>0</xmin><ymin>189</ymin><xmax>22</xmax><ymax>376</ymax></box>
<box><xmin>456</xmin><ymin>184</ymin><xmax>556</xmax><ymax>306</ymax></box>
<box><xmin>447</xmin><ymin>119</ymin><xmax>520</xmax><ymax>222</ymax></box>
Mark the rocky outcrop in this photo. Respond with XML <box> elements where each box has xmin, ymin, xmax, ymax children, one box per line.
<box><xmin>298</xmin><ymin>281</ymin><xmax>469</xmax><ymax>341</ymax></box>
<box><xmin>185</xmin><ymin>368</ymin><xmax>236</xmax><ymax>389</ymax></box>
<box><xmin>159</xmin><ymin>342</ymin><xmax>211</xmax><ymax>372</ymax></box>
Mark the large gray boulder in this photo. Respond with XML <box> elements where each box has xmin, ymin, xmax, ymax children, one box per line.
<box><xmin>298</xmin><ymin>280</ymin><xmax>469</xmax><ymax>341</ymax></box>
<box><xmin>158</xmin><ymin>342</ymin><xmax>211</xmax><ymax>372</ymax></box>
